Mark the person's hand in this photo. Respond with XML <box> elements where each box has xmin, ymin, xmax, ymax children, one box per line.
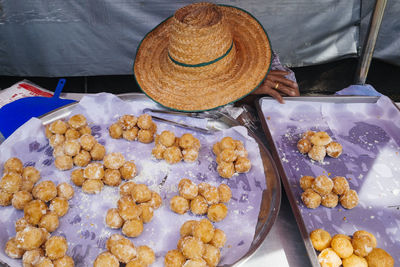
<box><xmin>252</xmin><ymin>70</ymin><xmax>299</xmax><ymax>103</ymax></box>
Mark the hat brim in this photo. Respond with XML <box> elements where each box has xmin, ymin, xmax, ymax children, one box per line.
<box><xmin>134</xmin><ymin>4</ymin><xmax>272</xmax><ymax>112</ymax></box>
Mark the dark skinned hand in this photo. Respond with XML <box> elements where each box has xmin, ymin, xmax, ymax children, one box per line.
<box><xmin>252</xmin><ymin>70</ymin><xmax>300</xmax><ymax>103</ymax></box>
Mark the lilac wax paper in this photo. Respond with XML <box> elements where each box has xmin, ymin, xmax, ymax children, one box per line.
<box><xmin>261</xmin><ymin>96</ymin><xmax>400</xmax><ymax>263</ymax></box>
<box><xmin>0</xmin><ymin>93</ymin><xmax>266</xmax><ymax>266</ymax></box>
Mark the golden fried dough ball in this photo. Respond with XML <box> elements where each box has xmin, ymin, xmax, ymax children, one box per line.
<box><xmin>312</xmin><ymin>175</ymin><xmax>333</xmax><ymax>196</ymax></box>
<box><xmin>181</xmin><ymin>236</ymin><xmax>205</xmax><ymax>260</ymax></box>
<box><xmin>50</xmin><ymin>120</ymin><xmax>68</xmax><ymax>135</ymax></box>
<box><xmin>183</xmin><ymin>259</ymin><xmax>207</xmax><ymax>267</ymax></box>
<box><xmin>218</xmin><ymin>184</ymin><xmax>232</xmax><ymax>203</ymax></box>
<box><xmin>123</xmin><ymin>127</ymin><xmax>139</xmax><ymax>141</ymax></box>
<box><xmin>122</xmin><ymin>218</ymin><xmax>144</xmax><ymax>237</ymax></box>
<box><xmin>53</xmin><ymin>255</ymin><xmax>74</xmax><ymax>267</ymax></box>
<box><xmin>45</xmin><ymin>236</ymin><xmax>68</xmax><ymax>260</ymax></box>
<box><xmin>118</xmin><ymin>196</ymin><xmax>142</xmax><ymax>221</ymax></box>
<box><xmin>326</xmin><ymin>141</ymin><xmax>343</xmax><ymax>158</ymax></box>
<box><xmin>132</xmin><ymin>184</ymin><xmax>152</xmax><ymax>203</ymax></box>
<box><xmin>106</xmin><ymin>234</ymin><xmax>124</xmax><ymax>252</ymax></box>
<box><xmin>73</xmin><ymin>150</ymin><xmax>91</xmax><ymax>167</ymax></box>
<box><xmin>35</xmin><ymin>257</ymin><xmax>54</xmax><ymax>267</ymax></box>
<box><xmin>65</xmin><ymin>128</ymin><xmax>81</xmax><ymax>140</ymax></box>
<box><xmin>321</xmin><ymin>192</ymin><xmax>339</xmax><ymax>208</ymax></box>
<box><xmin>23</xmin><ymin>248</ymin><xmax>44</xmax><ymax>265</ymax></box>
<box><xmin>4</xmin><ymin>157</ymin><xmax>24</xmax><ymax>174</ymax></box>
<box><xmin>180</xmin><ymin>220</ymin><xmax>197</xmax><ymax>237</ymax></box>
<box><xmin>71</xmin><ymin>169</ymin><xmax>85</xmax><ymax>187</ymax></box>
<box><xmin>68</xmin><ymin>114</ymin><xmax>87</xmax><ymax>129</ymax></box>
<box><xmin>318</xmin><ymin>248</ymin><xmax>342</xmax><ymax>267</ymax></box>
<box><xmin>120</xmin><ymin>181</ymin><xmax>136</xmax><ymax>197</ymax></box>
<box><xmin>80</xmin><ymin>134</ymin><xmax>96</xmax><ymax>151</ymax></box>
<box><xmin>210</xmin><ymin>229</ymin><xmax>226</xmax><ymax>248</ymax></box>
<box><xmin>56</xmin><ymin>183</ymin><xmax>74</xmax><ymax>200</ymax></box>
<box><xmin>340</xmin><ymin>189</ymin><xmax>359</xmax><ymax>209</ymax></box>
<box><xmin>53</xmin><ymin>145</ymin><xmax>65</xmax><ymax>158</ymax></box>
<box><xmin>201</xmin><ymin>186</ymin><xmax>219</xmax><ymax>205</ymax></box>
<box><xmin>332</xmin><ymin>176</ymin><xmax>350</xmax><ymax>195</ymax></box>
<box><xmin>149</xmin><ymin>191</ymin><xmax>162</xmax><ymax>209</ymax></box>
<box><xmin>55</xmin><ymin>155</ymin><xmax>73</xmax><ymax>171</ymax></box>
<box><xmin>220</xmin><ymin>149</ymin><xmax>237</xmax><ymax>162</ymax></box>
<box><xmin>94</xmin><ymin>252</ymin><xmax>119</xmax><ymax>267</ymax></box>
<box><xmin>79</xmin><ymin>125</ymin><xmax>92</xmax><ymax>135</ymax></box>
<box><xmin>82</xmin><ymin>179</ymin><xmax>104</xmax><ymax>194</ymax></box>
<box><xmin>299</xmin><ymin>176</ymin><xmax>315</xmax><ymax>191</ymax></box>
<box><xmin>5</xmin><ymin>238</ymin><xmax>24</xmax><ymax>259</ymax></box>
<box><xmin>310</xmin><ymin>229</ymin><xmax>332</xmax><ymax>251</ymax></box>
<box><xmin>217</xmin><ymin>161</ymin><xmax>235</xmax><ymax>178</ymax></box>
<box><xmin>12</xmin><ymin>190</ymin><xmax>32</xmax><ymax>210</ymax></box>
<box><xmin>234</xmin><ymin>142</ymin><xmax>248</xmax><ymax>158</ymax></box>
<box><xmin>235</xmin><ymin>157</ymin><xmax>251</xmax><ymax>173</ymax></box>
<box><xmin>301</xmin><ymin>189</ymin><xmax>321</xmax><ymax>209</ymax></box>
<box><xmin>193</xmin><ymin>218</ymin><xmax>214</xmax><ymax>243</ymax></box>
<box><xmin>39</xmin><ymin>212</ymin><xmax>59</xmax><ymax>233</ymax></box>
<box><xmin>119</xmin><ymin>115</ymin><xmax>138</xmax><ymax>130</ymax></box>
<box><xmin>90</xmin><ymin>142</ymin><xmax>106</xmax><ymax>161</ymax></box>
<box><xmin>331</xmin><ymin>234</ymin><xmax>353</xmax><ymax>258</ymax></box>
<box><xmin>138</xmin><ymin>129</ymin><xmax>154</xmax><ymax>143</ymax></box>
<box><xmin>0</xmin><ymin>189</ymin><xmax>12</xmax><ymax>206</ymax></box>
<box><xmin>16</xmin><ymin>226</ymin><xmax>45</xmax><ymax>250</ymax></box>
<box><xmin>33</xmin><ymin>181</ymin><xmax>57</xmax><ymax>202</ymax></box>
<box><xmin>0</xmin><ymin>172</ymin><xmax>22</xmax><ymax>193</ymax></box>
<box><xmin>170</xmin><ymin>195</ymin><xmax>189</xmax><ymax>214</ymax></box>
<box><xmin>137</xmin><ymin>245</ymin><xmax>155</xmax><ymax>266</ymax></box>
<box><xmin>163</xmin><ymin>146</ymin><xmax>182</xmax><ymax>164</ymax></box>
<box><xmin>15</xmin><ymin>217</ymin><xmax>31</xmax><ymax>232</ymax></box>
<box><xmin>179</xmin><ymin>133</ymin><xmax>195</xmax><ymax>149</ymax></box>
<box><xmin>308</xmin><ymin>145</ymin><xmax>326</xmax><ymax>162</ymax></box>
<box><xmin>21</xmin><ymin>179</ymin><xmax>35</xmax><ymax>193</ymax></box>
<box><xmin>84</xmin><ymin>163</ymin><xmax>104</xmax><ymax>180</ymax></box>
<box><xmin>45</xmin><ymin>125</ymin><xmax>53</xmax><ymax>139</ymax></box>
<box><xmin>190</xmin><ymin>195</ymin><xmax>208</xmax><ymax>215</ymax></box>
<box><xmin>137</xmin><ymin>114</ymin><xmax>153</xmax><ymax>130</ymax></box>
<box><xmin>106</xmin><ymin>208</ymin><xmax>124</xmax><ymax>229</ymax></box>
<box><xmin>126</xmin><ymin>259</ymin><xmax>145</xmax><ymax>267</ymax></box>
<box><xmin>353</xmin><ymin>230</ymin><xmax>377</xmax><ymax>247</ymax></box>
<box><xmin>178</xmin><ymin>178</ymin><xmax>198</xmax><ymax>200</ymax></box>
<box><xmin>159</xmin><ymin>131</ymin><xmax>176</xmax><ymax>147</ymax></box>
<box><xmin>104</xmin><ymin>152</ymin><xmax>125</xmax><ymax>170</ymax></box>
<box><xmin>49</xmin><ymin>197</ymin><xmax>69</xmax><ymax>217</ymax></box>
<box><xmin>365</xmin><ymin>248</ymin><xmax>394</xmax><ymax>267</ymax></box>
<box><xmin>302</xmin><ymin>130</ymin><xmax>315</xmax><ymax>140</ymax></box>
<box><xmin>164</xmin><ymin>250</ymin><xmax>186</xmax><ymax>267</ymax></box>
<box><xmin>198</xmin><ymin>182</ymin><xmax>210</xmax><ymax>195</ymax></box>
<box><xmin>50</xmin><ymin>134</ymin><xmax>66</xmax><ymax>148</ymax></box>
<box><xmin>311</xmin><ymin>131</ymin><xmax>332</xmax><ymax>146</ymax></box>
<box><xmin>182</xmin><ymin>148</ymin><xmax>199</xmax><ymax>163</ymax></box>
<box><xmin>63</xmin><ymin>140</ymin><xmax>81</xmax><ymax>157</ymax></box>
<box><xmin>352</xmin><ymin>235</ymin><xmax>376</xmax><ymax>257</ymax></box>
<box><xmin>203</xmin><ymin>244</ymin><xmax>220</xmax><ymax>267</ymax></box>
<box><xmin>24</xmin><ymin>199</ymin><xmax>47</xmax><ymax>225</ymax></box>
<box><xmin>149</xmin><ymin>122</ymin><xmax>157</xmax><ymax>134</ymax></box>
<box><xmin>139</xmin><ymin>203</ymin><xmax>154</xmax><ymax>223</ymax></box>
<box><xmin>22</xmin><ymin>166</ymin><xmax>41</xmax><ymax>184</ymax></box>
<box><xmin>109</xmin><ymin>123</ymin><xmax>123</xmax><ymax>139</ymax></box>
<box><xmin>207</xmin><ymin>203</ymin><xmax>228</xmax><ymax>222</ymax></box>
<box><xmin>120</xmin><ymin>161</ymin><xmax>137</xmax><ymax>180</ymax></box>
<box><xmin>219</xmin><ymin>137</ymin><xmax>236</xmax><ymax>150</ymax></box>
<box><xmin>342</xmin><ymin>254</ymin><xmax>367</xmax><ymax>267</ymax></box>
<box><xmin>212</xmin><ymin>143</ymin><xmax>222</xmax><ymax>155</ymax></box>
<box><xmin>152</xmin><ymin>144</ymin><xmax>166</xmax><ymax>159</ymax></box>
<box><xmin>103</xmin><ymin>169</ymin><xmax>122</xmax><ymax>186</ymax></box>
<box><xmin>297</xmin><ymin>138</ymin><xmax>312</xmax><ymax>154</ymax></box>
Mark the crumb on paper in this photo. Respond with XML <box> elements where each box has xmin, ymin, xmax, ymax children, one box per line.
<box><xmin>267</xmin><ymin>116</ymin><xmax>271</xmax><ymax>120</ymax></box>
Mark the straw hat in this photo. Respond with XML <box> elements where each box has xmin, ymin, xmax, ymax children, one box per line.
<box><xmin>134</xmin><ymin>2</ymin><xmax>271</xmax><ymax>111</ymax></box>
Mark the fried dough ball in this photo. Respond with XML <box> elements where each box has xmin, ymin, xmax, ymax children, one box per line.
<box><xmin>212</xmin><ymin>143</ymin><xmax>222</xmax><ymax>155</ymax></box>
<box><xmin>198</xmin><ymin>182</ymin><xmax>210</xmax><ymax>195</ymax></box>
<box><xmin>219</xmin><ymin>137</ymin><xmax>236</xmax><ymax>150</ymax></box>
<box><xmin>33</xmin><ymin>181</ymin><xmax>57</xmax><ymax>202</ymax></box>
<box><xmin>120</xmin><ymin>161</ymin><xmax>137</xmax><ymax>180</ymax></box>
<box><xmin>219</xmin><ymin>149</ymin><xmax>237</xmax><ymax>162</ymax></box>
<box><xmin>321</xmin><ymin>193</ymin><xmax>339</xmax><ymax>208</ymax></box>
<box><xmin>159</xmin><ymin>131</ymin><xmax>176</xmax><ymax>147</ymax></box>
<box><xmin>183</xmin><ymin>259</ymin><xmax>207</xmax><ymax>267</ymax></box>
<box><xmin>365</xmin><ymin>248</ymin><xmax>394</xmax><ymax>267</ymax></box>
<box><xmin>4</xmin><ymin>157</ymin><xmax>24</xmax><ymax>174</ymax></box>
<box><xmin>55</xmin><ymin>155</ymin><xmax>73</xmax><ymax>171</ymax></box>
<box><xmin>311</xmin><ymin>131</ymin><xmax>332</xmax><ymax>146</ymax></box>
<box><xmin>201</xmin><ymin>186</ymin><xmax>219</xmax><ymax>205</ymax></box>
<box><xmin>73</xmin><ymin>150</ymin><xmax>91</xmax><ymax>167</ymax></box>
<box><xmin>68</xmin><ymin>114</ymin><xmax>87</xmax><ymax>129</ymax></box>
<box><xmin>65</xmin><ymin>128</ymin><xmax>81</xmax><ymax>140</ymax></box>
<box><xmin>193</xmin><ymin>218</ymin><xmax>214</xmax><ymax>243</ymax></box>
<box><xmin>340</xmin><ymin>189</ymin><xmax>359</xmax><ymax>209</ymax></box>
<box><xmin>332</xmin><ymin>176</ymin><xmax>350</xmax><ymax>195</ymax></box>
<box><xmin>170</xmin><ymin>195</ymin><xmax>189</xmax><ymax>214</ymax></box>
<box><xmin>0</xmin><ymin>172</ymin><xmax>22</xmax><ymax>193</ymax></box>
<box><xmin>138</xmin><ymin>129</ymin><xmax>154</xmax><ymax>143</ymax></box>
<box><xmin>182</xmin><ymin>148</ymin><xmax>199</xmax><ymax>163</ymax></box>
<box><xmin>308</xmin><ymin>145</ymin><xmax>326</xmax><ymax>162</ymax></box>
<box><xmin>63</xmin><ymin>140</ymin><xmax>81</xmax><ymax>157</ymax></box>
<box><xmin>39</xmin><ymin>212</ymin><xmax>59</xmax><ymax>233</ymax></box>
<box><xmin>21</xmin><ymin>179</ymin><xmax>35</xmax><ymax>193</ymax></box>
<box><xmin>0</xmin><ymin>189</ymin><xmax>12</xmax><ymax>206</ymax></box>
<box><xmin>50</xmin><ymin>134</ymin><xmax>66</xmax><ymax>148</ymax></box>
<box><xmin>22</xmin><ymin>166</ymin><xmax>41</xmax><ymax>184</ymax></box>
<box><xmin>353</xmin><ymin>230</ymin><xmax>377</xmax><ymax>247</ymax></box>
<box><xmin>35</xmin><ymin>257</ymin><xmax>54</xmax><ymax>267</ymax></box>
<box><xmin>152</xmin><ymin>144</ymin><xmax>166</xmax><ymax>159</ymax></box>
<box><xmin>312</xmin><ymin>175</ymin><xmax>333</xmax><ymax>196</ymax></box>
<box><xmin>50</xmin><ymin>120</ymin><xmax>68</xmax><ymax>135</ymax></box>
<box><xmin>106</xmin><ymin>234</ymin><xmax>125</xmax><ymax>251</ymax></box>
<box><xmin>297</xmin><ymin>138</ymin><xmax>312</xmax><ymax>154</ymax></box>
<box><xmin>218</xmin><ymin>184</ymin><xmax>232</xmax><ymax>203</ymax></box>
<box><xmin>179</xmin><ymin>133</ymin><xmax>195</xmax><ymax>149</ymax></box>
<box><xmin>119</xmin><ymin>115</ymin><xmax>138</xmax><ymax>130</ymax></box>
<box><xmin>109</xmin><ymin>123</ymin><xmax>123</xmax><ymax>139</ymax></box>
<box><xmin>164</xmin><ymin>250</ymin><xmax>186</xmax><ymax>267</ymax></box>
<box><xmin>12</xmin><ymin>190</ymin><xmax>32</xmax><ymax>210</ymax></box>
<box><xmin>123</xmin><ymin>127</ymin><xmax>139</xmax><ymax>141</ymax></box>
<box><xmin>235</xmin><ymin>157</ymin><xmax>251</xmax><ymax>173</ymax></box>
<box><xmin>149</xmin><ymin>122</ymin><xmax>157</xmax><ymax>134</ymax></box>
<box><xmin>45</xmin><ymin>236</ymin><xmax>68</xmax><ymax>260</ymax></box>
<box><xmin>180</xmin><ymin>220</ymin><xmax>197</xmax><ymax>237</ymax></box>
<box><xmin>80</xmin><ymin>134</ymin><xmax>96</xmax><ymax>151</ymax></box>
<box><xmin>126</xmin><ymin>259</ymin><xmax>146</xmax><ymax>267</ymax></box>
<box><xmin>137</xmin><ymin>245</ymin><xmax>155</xmax><ymax>266</ymax></box>
<box><xmin>122</xmin><ymin>218</ymin><xmax>144</xmax><ymax>237</ymax></box>
<box><xmin>53</xmin><ymin>255</ymin><xmax>74</xmax><ymax>267</ymax></box>
<box><xmin>178</xmin><ymin>179</ymin><xmax>198</xmax><ymax>200</ymax></box>
<box><xmin>217</xmin><ymin>161</ymin><xmax>235</xmax><ymax>178</ymax></box>
<box><xmin>181</xmin><ymin>236</ymin><xmax>205</xmax><ymax>260</ymax></box>
<box><xmin>331</xmin><ymin>234</ymin><xmax>353</xmax><ymax>258</ymax></box>
<box><xmin>301</xmin><ymin>189</ymin><xmax>321</xmax><ymax>209</ymax></box>
<box><xmin>15</xmin><ymin>217</ymin><xmax>31</xmax><ymax>232</ymax></box>
<box><xmin>318</xmin><ymin>248</ymin><xmax>342</xmax><ymax>267</ymax></box>
<box><xmin>139</xmin><ymin>203</ymin><xmax>154</xmax><ymax>223</ymax></box>
<box><xmin>5</xmin><ymin>237</ymin><xmax>24</xmax><ymax>259</ymax></box>
<box><xmin>342</xmin><ymin>254</ymin><xmax>368</xmax><ymax>267</ymax></box>
<box><xmin>149</xmin><ymin>191</ymin><xmax>162</xmax><ymax>209</ymax></box>
<box><xmin>163</xmin><ymin>146</ymin><xmax>182</xmax><ymax>164</ymax></box>
<box><xmin>326</xmin><ymin>141</ymin><xmax>343</xmax><ymax>158</ymax></box>
<box><xmin>104</xmin><ymin>152</ymin><xmax>125</xmax><ymax>170</ymax></box>
<box><xmin>210</xmin><ymin>229</ymin><xmax>226</xmax><ymax>248</ymax></box>
<box><xmin>106</xmin><ymin>208</ymin><xmax>124</xmax><ymax>229</ymax></box>
<box><xmin>24</xmin><ymin>199</ymin><xmax>47</xmax><ymax>225</ymax></box>
<box><xmin>79</xmin><ymin>125</ymin><xmax>92</xmax><ymax>135</ymax></box>
<box><xmin>310</xmin><ymin>229</ymin><xmax>332</xmax><ymax>251</ymax></box>
<box><xmin>103</xmin><ymin>169</ymin><xmax>121</xmax><ymax>186</ymax></box>
<box><xmin>90</xmin><ymin>142</ymin><xmax>106</xmax><ymax>161</ymax></box>
<box><xmin>70</xmin><ymin>169</ymin><xmax>85</xmax><ymax>187</ymax></box>
<box><xmin>132</xmin><ymin>184</ymin><xmax>152</xmax><ymax>203</ymax></box>
<box><xmin>82</xmin><ymin>179</ymin><xmax>103</xmax><ymax>194</ymax></box>
<box><xmin>203</xmin><ymin>244</ymin><xmax>220</xmax><ymax>267</ymax></box>
<box><xmin>302</xmin><ymin>130</ymin><xmax>315</xmax><ymax>140</ymax></box>
<box><xmin>137</xmin><ymin>114</ymin><xmax>153</xmax><ymax>130</ymax></box>
<box><xmin>84</xmin><ymin>163</ymin><xmax>104</xmax><ymax>180</ymax></box>
<box><xmin>53</xmin><ymin>145</ymin><xmax>65</xmax><ymax>158</ymax></box>
<box><xmin>207</xmin><ymin>203</ymin><xmax>228</xmax><ymax>222</ymax></box>
<box><xmin>23</xmin><ymin>248</ymin><xmax>44</xmax><ymax>265</ymax></box>
<box><xmin>299</xmin><ymin>176</ymin><xmax>314</xmax><ymax>191</ymax></box>
<box><xmin>56</xmin><ymin>183</ymin><xmax>74</xmax><ymax>200</ymax></box>
<box><xmin>120</xmin><ymin>181</ymin><xmax>136</xmax><ymax>197</ymax></box>
<box><xmin>16</xmin><ymin>226</ymin><xmax>45</xmax><ymax>250</ymax></box>
<box><xmin>352</xmin><ymin>233</ymin><xmax>376</xmax><ymax>257</ymax></box>
<box><xmin>190</xmin><ymin>195</ymin><xmax>208</xmax><ymax>215</ymax></box>
<box><xmin>49</xmin><ymin>197</ymin><xmax>69</xmax><ymax>217</ymax></box>
<box><xmin>118</xmin><ymin>196</ymin><xmax>142</xmax><ymax>221</ymax></box>
<box><xmin>234</xmin><ymin>141</ymin><xmax>248</xmax><ymax>158</ymax></box>
<box><xmin>94</xmin><ymin>252</ymin><xmax>119</xmax><ymax>267</ymax></box>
